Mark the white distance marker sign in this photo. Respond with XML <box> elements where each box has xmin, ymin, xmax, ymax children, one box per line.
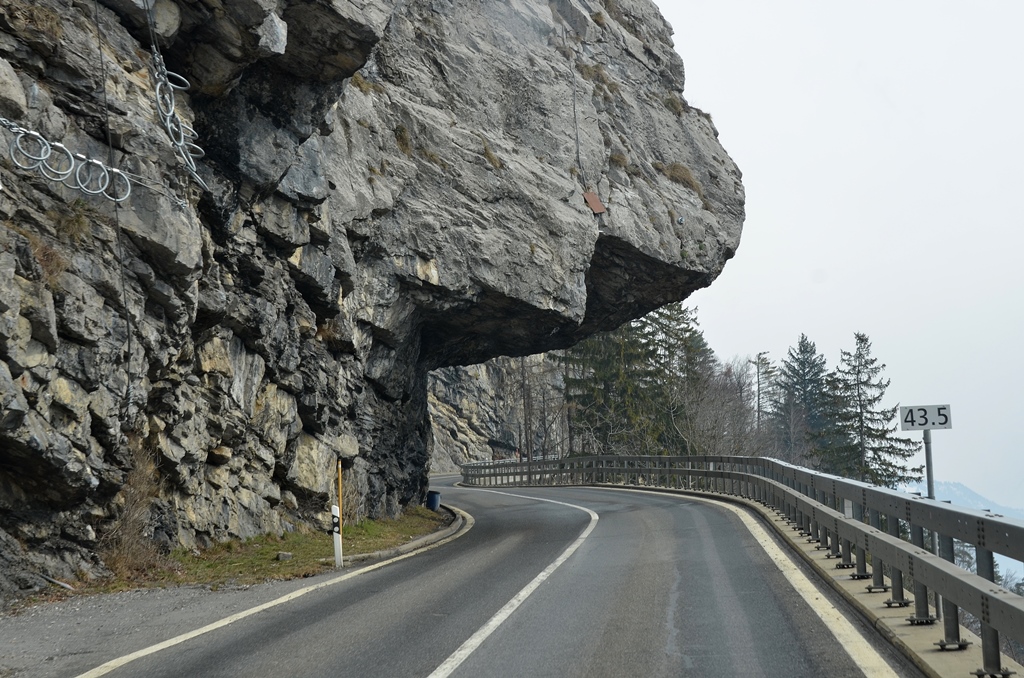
<box><xmin>899</xmin><ymin>405</ymin><xmax>952</xmax><ymax>430</ymax></box>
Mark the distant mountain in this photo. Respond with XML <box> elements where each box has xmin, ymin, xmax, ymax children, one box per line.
<box><xmin>904</xmin><ymin>481</ymin><xmax>1024</xmax><ymax>521</ymax></box>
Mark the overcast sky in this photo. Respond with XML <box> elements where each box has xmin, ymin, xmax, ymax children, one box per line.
<box><xmin>652</xmin><ymin>0</ymin><xmax>1024</xmax><ymax>508</ymax></box>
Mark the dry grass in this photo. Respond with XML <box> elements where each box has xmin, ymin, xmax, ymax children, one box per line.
<box><xmin>477</xmin><ymin>134</ymin><xmax>503</xmax><ymax>170</ymax></box>
<box><xmin>9</xmin><ymin>222</ymin><xmax>69</xmax><ymax>288</ymax></box>
<box><xmin>609</xmin><ymin>151</ymin><xmax>628</xmax><ymax>169</ymax></box>
<box><xmin>98</xmin><ymin>436</ymin><xmax>166</xmax><ymax>580</ymax></box>
<box><xmin>7</xmin><ymin>4</ymin><xmax>63</xmax><ymax>41</ymax></box>
<box><xmin>576</xmin><ymin>63</ymin><xmax>620</xmax><ymax>95</ymax></box>
<box><xmin>52</xmin><ymin>199</ymin><xmax>93</xmax><ymax>242</ymax></box>
<box><xmin>664</xmin><ymin>95</ymin><xmax>687</xmax><ymax>117</ymax></box>
<box><xmin>341</xmin><ymin>506</ymin><xmax>449</xmax><ymax>553</ymax></box>
<box><xmin>395</xmin><ymin>125</ymin><xmax>412</xmax><ymax>156</ymax></box>
<box><xmin>419</xmin><ymin>147</ymin><xmax>448</xmax><ymax>170</ymax></box>
<box><xmin>654</xmin><ymin>162</ymin><xmax>712</xmax><ymax>211</ymax></box>
<box><xmin>350</xmin><ymin>72</ymin><xmax>385</xmax><ymax>95</ymax></box>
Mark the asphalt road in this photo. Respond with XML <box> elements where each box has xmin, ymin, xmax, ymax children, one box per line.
<box><xmin>1</xmin><ymin>478</ymin><xmax>920</xmax><ymax>677</ymax></box>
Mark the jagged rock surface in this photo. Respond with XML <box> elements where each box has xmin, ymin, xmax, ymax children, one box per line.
<box><xmin>0</xmin><ymin>0</ymin><xmax>743</xmax><ymax>602</ymax></box>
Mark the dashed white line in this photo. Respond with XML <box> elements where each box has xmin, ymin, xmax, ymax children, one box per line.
<box><xmin>426</xmin><ymin>489</ymin><xmax>599</xmax><ymax>678</ymax></box>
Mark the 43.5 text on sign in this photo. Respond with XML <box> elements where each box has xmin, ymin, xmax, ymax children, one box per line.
<box><xmin>899</xmin><ymin>405</ymin><xmax>952</xmax><ymax>431</ymax></box>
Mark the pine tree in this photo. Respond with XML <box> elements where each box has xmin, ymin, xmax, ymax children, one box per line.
<box><xmin>821</xmin><ymin>333</ymin><xmax>922</xmax><ymax>487</ymax></box>
<box><xmin>560</xmin><ymin>303</ymin><xmax>718</xmax><ymax>456</ymax></box>
<box><xmin>769</xmin><ymin>334</ymin><xmax>831</xmax><ymax>464</ymax></box>
<box><xmin>560</xmin><ymin>317</ymin><xmax>664</xmax><ymax>455</ymax></box>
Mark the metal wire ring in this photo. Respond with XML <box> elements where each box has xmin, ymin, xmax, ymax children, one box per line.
<box><xmin>104</xmin><ymin>168</ymin><xmax>132</xmax><ymax>202</ymax></box>
<box><xmin>162</xmin><ymin>112</ymin><xmax>186</xmax><ymax>147</ymax></box>
<box><xmin>155</xmin><ymin>79</ymin><xmax>177</xmax><ymax>119</ymax></box>
<box><xmin>75</xmin><ymin>158</ymin><xmax>110</xmax><ymax>195</ymax></box>
<box><xmin>165</xmin><ymin>69</ymin><xmax>190</xmax><ymax>91</ymax></box>
<box><xmin>11</xmin><ymin>131</ymin><xmax>50</xmax><ymax>170</ymax></box>
<box><xmin>179</xmin><ymin>122</ymin><xmax>199</xmax><ymax>141</ymax></box>
<box><xmin>182</xmin><ymin>142</ymin><xmax>205</xmax><ymax>160</ymax></box>
<box><xmin>38</xmin><ymin>142</ymin><xmax>75</xmax><ymax>181</ymax></box>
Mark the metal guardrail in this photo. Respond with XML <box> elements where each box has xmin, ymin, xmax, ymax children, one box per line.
<box><xmin>461</xmin><ymin>455</ymin><xmax>1024</xmax><ymax>676</ymax></box>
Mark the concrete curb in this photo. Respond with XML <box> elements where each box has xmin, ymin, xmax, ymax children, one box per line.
<box><xmin>341</xmin><ymin>504</ymin><xmax>467</xmax><ymax>565</ymax></box>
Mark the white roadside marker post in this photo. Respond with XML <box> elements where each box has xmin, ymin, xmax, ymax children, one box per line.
<box><xmin>333</xmin><ymin>460</ymin><xmax>344</xmax><ymax>567</ymax></box>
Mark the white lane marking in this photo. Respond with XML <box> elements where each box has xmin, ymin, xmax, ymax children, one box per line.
<box><xmin>75</xmin><ymin>507</ymin><xmax>475</xmax><ymax>678</ymax></box>
<box><xmin>622</xmin><ymin>489</ymin><xmax>899</xmax><ymax>678</ymax></box>
<box><xmin>426</xmin><ymin>489</ymin><xmax>599</xmax><ymax>678</ymax></box>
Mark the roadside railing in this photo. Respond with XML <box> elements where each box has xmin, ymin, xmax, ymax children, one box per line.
<box><xmin>461</xmin><ymin>454</ymin><xmax>1024</xmax><ymax>676</ymax></box>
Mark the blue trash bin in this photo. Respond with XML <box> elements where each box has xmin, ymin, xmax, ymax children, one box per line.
<box><xmin>426</xmin><ymin>490</ymin><xmax>441</xmax><ymax>511</ymax></box>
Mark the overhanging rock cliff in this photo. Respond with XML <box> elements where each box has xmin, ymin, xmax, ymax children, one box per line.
<box><xmin>0</xmin><ymin>0</ymin><xmax>743</xmax><ymax>599</ymax></box>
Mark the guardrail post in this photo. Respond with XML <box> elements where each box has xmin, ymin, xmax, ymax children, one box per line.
<box><xmin>976</xmin><ymin>546</ymin><xmax>1007</xmax><ymax>676</ymax></box>
<box><xmin>934</xmin><ymin>532</ymin><xmax>970</xmax><ymax>650</ymax></box>
<box><xmin>816</xmin><ymin>490</ymin><xmax>829</xmax><ymax>550</ymax></box>
<box><xmin>907</xmin><ymin>523</ymin><xmax>936</xmax><ymax>624</ymax></box>
<box><xmin>884</xmin><ymin>513</ymin><xmax>910</xmax><ymax>607</ymax></box>
<box><xmin>851</xmin><ymin>502</ymin><xmax>870</xmax><ymax>580</ymax></box>
<box><xmin>866</xmin><ymin>508</ymin><xmax>889</xmax><ymax>592</ymax></box>
<box><xmin>834</xmin><ymin>499</ymin><xmax>854</xmax><ymax>569</ymax></box>
<box><xmin>808</xmin><ymin>484</ymin><xmax>820</xmax><ymax>542</ymax></box>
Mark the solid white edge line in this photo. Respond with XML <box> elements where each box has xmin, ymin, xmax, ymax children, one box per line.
<box><xmin>425</xmin><ymin>489</ymin><xmax>599</xmax><ymax>678</ymax></box>
<box><xmin>74</xmin><ymin>506</ymin><xmax>475</xmax><ymax>678</ymax></box>
<box><xmin>619</xmin><ymin>488</ymin><xmax>899</xmax><ymax>678</ymax></box>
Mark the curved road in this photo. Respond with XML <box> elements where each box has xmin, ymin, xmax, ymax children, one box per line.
<box><xmin>7</xmin><ymin>478</ymin><xmax>921</xmax><ymax>677</ymax></box>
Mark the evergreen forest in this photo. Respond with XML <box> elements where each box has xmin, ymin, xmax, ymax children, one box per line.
<box><xmin>502</xmin><ymin>303</ymin><xmax>922</xmax><ymax>490</ymax></box>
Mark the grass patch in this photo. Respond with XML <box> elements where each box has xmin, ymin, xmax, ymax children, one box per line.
<box><xmin>7</xmin><ymin>5</ymin><xmax>63</xmax><ymax>41</ymax></box>
<box><xmin>342</xmin><ymin>506</ymin><xmax>448</xmax><ymax>553</ymax></box>
<box><xmin>576</xmin><ymin>63</ymin><xmax>620</xmax><ymax>95</ymax></box>
<box><xmin>52</xmin><ymin>199</ymin><xmax>93</xmax><ymax>242</ymax></box>
<box><xmin>418</xmin><ymin>146</ymin><xmax>449</xmax><ymax>170</ymax></box>
<box><xmin>395</xmin><ymin>125</ymin><xmax>412</xmax><ymax>156</ymax></box>
<box><xmin>477</xmin><ymin>134</ymin><xmax>503</xmax><ymax>170</ymax></box>
<box><xmin>99</xmin><ymin>435</ymin><xmax>163</xmax><ymax>581</ymax></box>
<box><xmin>55</xmin><ymin>506</ymin><xmax>451</xmax><ymax>600</ymax></box>
<box><xmin>664</xmin><ymin>94</ymin><xmax>687</xmax><ymax>117</ymax></box>
<box><xmin>350</xmin><ymin>72</ymin><xmax>385</xmax><ymax>94</ymax></box>
<box><xmin>653</xmin><ymin>162</ymin><xmax>712</xmax><ymax>211</ymax></box>
<box><xmin>609</xmin><ymin>151</ymin><xmax>628</xmax><ymax>168</ymax></box>
<box><xmin>8</xmin><ymin>222</ymin><xmax>68</xmax><ymax>288</ymax></box>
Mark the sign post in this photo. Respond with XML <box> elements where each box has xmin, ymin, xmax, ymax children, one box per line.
<box><xmin>899</xmin><ymin>404</ymin><xmax>952</xmax><ymax>501</ymax></box>
<box><xmin>899</xmin><ymin>404</ymin><xmax>955</xmax><ymax>636</ymax></box>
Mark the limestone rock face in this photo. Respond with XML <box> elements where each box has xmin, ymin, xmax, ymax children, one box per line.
<box><xmin>0</xmin><ymin>0</ymin><xmax>743</xmax><ymax>601</ymax></box>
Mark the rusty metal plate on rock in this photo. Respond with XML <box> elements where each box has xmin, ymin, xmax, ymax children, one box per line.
<box><xmin>583</xmin><ymin>192</ymin><xmax>606</xmax><ymax>214</ymax></box>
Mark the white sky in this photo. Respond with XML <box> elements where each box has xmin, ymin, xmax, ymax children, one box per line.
<box><xmin>654</xmin><ymin>0</ymin><xmax>1024</xmax><ymax>508</ymax></box>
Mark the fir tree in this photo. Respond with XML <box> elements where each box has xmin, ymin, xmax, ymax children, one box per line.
<box><xmin>821</xmin><ymin>333</ymin><xmax>922</xmax><ymax>487</ymax></box>
<box><xmin>769</xmin><ymin>334</ymin><xmax>831</xmax><ymax>464</ymax></box>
